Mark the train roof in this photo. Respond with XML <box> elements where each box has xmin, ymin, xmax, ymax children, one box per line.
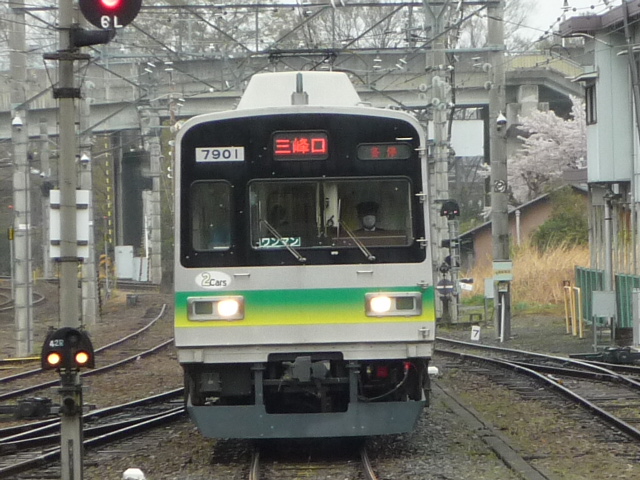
<box><xmin>237</xmin><ymin>71</ymin><xmax>362</xmax><ymax>109</ymax></box>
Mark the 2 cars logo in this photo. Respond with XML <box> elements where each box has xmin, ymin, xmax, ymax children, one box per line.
<box><xmin>196</xmin><ymin>271</ymin><xmax>231</xmax><ymax>289</ymax></box>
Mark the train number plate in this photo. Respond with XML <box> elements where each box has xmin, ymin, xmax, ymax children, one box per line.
<box><xmin>196</xmin><ymin>147</ymin><xmax>245</xmax><ymax>162</ymax></box>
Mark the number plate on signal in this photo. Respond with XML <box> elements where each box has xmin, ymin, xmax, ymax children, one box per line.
<box><xmin>196</xmin><ymin>147</ymin><xmax>245</xmax><ymax>162</ymax></box>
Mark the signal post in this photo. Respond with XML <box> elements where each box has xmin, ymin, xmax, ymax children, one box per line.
<box><xmin>46</xmin><ymin>0</ymin><xmax>142</xmax><ymax>333</ymax></box>
<box><xmin>43</xmin><ymin>2</ymin><xmax>139</xmax><ymax>475</ymax></box>
<box><xmin>58</xmin><ymin>372</ymin><xmax>84</xmax><ymax>479</ymax></box>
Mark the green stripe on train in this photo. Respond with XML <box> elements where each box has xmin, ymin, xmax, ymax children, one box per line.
<box><xmin>175</xmin><ymin>287</ymin><xmax>436</xmax><ymax>327</ymax></box>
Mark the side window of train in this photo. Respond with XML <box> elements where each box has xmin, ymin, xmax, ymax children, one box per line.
<box><xmin>190</xmin><ymin>181</ymin><xmax>232</xmax><ymax>251</ymax></box>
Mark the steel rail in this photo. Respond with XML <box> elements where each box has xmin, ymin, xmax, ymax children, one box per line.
<box><xmin>249</xmin><ymin>446</ymin><xmax>260</xmax><ymax>480</ymax></box>
<box><xmin>0</xmin><ymin>338</ymin><xmax>173</xmax><ymax>403</ymax></box>
<box><xmin>0</xmin><ymin>388</ymin><xmax>183</xmax><ymax>442</ymax></box>
<box><xmin>437</xmin><ymin>336</ymin><xmax>640</xmax><ymax>388</ymax></box>
<box><xmin>0</xmin><ymin>290</ymin><xmax>45</xmax><ymax>312</ymax></box>
<box><xmin>0</xmin><ymin>406</ymin><xmax>183</xmax><ymax>451</ymax></box>
<box><xmin>360</xmin><ymin>445</ymin><xmax>379</xmax><ymax>480</ymax></box>
<box><xmin>0</xmin><ymin>303</ymin><xmax>167</xmax><ymax>383</ymax></box>
<box><xmin>438</xmin><ymin>349</ymin><xmax>640</xmax><ymax>442</ymax></box>
<box><xmin>0</xmin><ymin>408</ymin><xmax>185</xmax><ymax>477</ymax></box>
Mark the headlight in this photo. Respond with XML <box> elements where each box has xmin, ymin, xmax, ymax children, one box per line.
<box><xmin>188</xmin><ymin>296</ymin><xmax>245</xmax><ymax>321</ymax></box>
<box><xmin>217</xmin><ymin>298</ymin><xmax>240</xmax><ymax>317</ymax></box>
<box><xmin>369</xmin><ymin>295</ymin><xmax>392</xmax><ymax>314</ymax></box>
<box><xmin>365</xmin><ymin>292</ymin><xmax>422</xmax><ymax>317</ymax></box>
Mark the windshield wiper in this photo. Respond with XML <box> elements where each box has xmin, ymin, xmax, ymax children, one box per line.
<box><xmin>261</xmin><ymin>220</ymin><xmax>307</xmax><ymax>263</ymax></box>
<box><xmin>340</xmin><ymin>221</ymin><xmax>376</xmax><ymax>262</ymax></box>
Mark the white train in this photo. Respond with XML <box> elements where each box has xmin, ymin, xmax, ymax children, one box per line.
<box><xmin>174</xmin><ymin>71</ymin><xmax>436</xmax><ymax>438</ymax></box>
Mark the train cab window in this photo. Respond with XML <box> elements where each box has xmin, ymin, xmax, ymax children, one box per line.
<box><xmin>249</xmin><ymin>177</ymin><xmax>413</xmax><ymax>251</ymax></box>
<box><xmin>249</xmin><ymin>181</ymin><xmax>317</xmax><ymax>249</ymax></box>
<box><xmin>190</xmin><ymin>181</ymin><xmax>232</xmax><ymax>251</ymax></box>
<box><xmin>332</xmin><ymin>178</ymin><xmax>413</xmax><ymax>248</ymax></box>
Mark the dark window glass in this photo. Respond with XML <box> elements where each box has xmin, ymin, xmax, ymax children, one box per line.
<box><xmin>191</xmin><ymin>181</ymin><xmax>232</xmax><ymax>251</ymax></box>
<box><xmin>249</xmin><ymin>178</ymin><xmax>413</xmax><ymax>250</ymax></box>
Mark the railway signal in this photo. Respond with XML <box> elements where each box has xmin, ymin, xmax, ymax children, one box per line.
<box><xmin>439</xmin><ymin>199</ymin><xmax>460</xmax><ymax>220</ymax></box>
<box><xmin>41</xmin><ymin>327</ymin><xmax>95</xmax><ymax>371</ymax></box>
<box><xmin>79</xmin><ymin>0</ymin><xmax>142</xmax><ymax>29</ymax></box>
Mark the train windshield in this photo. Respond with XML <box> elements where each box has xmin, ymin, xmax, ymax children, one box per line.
<box><xmin>249</xmin><ymin>177</ymin><xmax>413</xmax><ymax>250</ymax></box>
<box><xmin>190</xmin><ymin>181</ymin><xmax>232</xmax><ymax>251</ymax></box>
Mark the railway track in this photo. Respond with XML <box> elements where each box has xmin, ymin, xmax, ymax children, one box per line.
<box><xmin>0</xmin><ymin>301</ymin><xmax>179</xmax><ymax>477</ymax></box>
<box><xmin>248</xmin><ymin>439</ymin><xmax>379</xmax><ymax>480</ymax></box>
<box><xmin>0</xmin><ymin>279</ymin><xmax>157</xmax><ymax>314</ymax></box>
<box><xmin>0</xmin><ymin>389</ymin><xmax>185</xmax><ymax>478</ymax></box>
<box><xmin>0</xmin><ymin>287</ymin><xmax>45</xmax><ymax>313</ymax></box>
<box><xmin>0</xmin><ymin>304</ymin><xmax>170</xmax><ymax>401</ymax></box>
<box><xmin>0</xmin><ymin>305</ymin><xmax>173</xmax><ymax>413</ymax></box>
<box><xmin>437</xmin><ymin>337</ymin><xmax>640</xmax><ymax>442</ymax></box>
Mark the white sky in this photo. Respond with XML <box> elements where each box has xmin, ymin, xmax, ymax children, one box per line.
<box><xmin>523</xmin><ymin>0</ymin><xmax>621</xmax><ymax>37</ymax></box>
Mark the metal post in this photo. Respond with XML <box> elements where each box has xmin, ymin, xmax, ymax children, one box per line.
<box><xmin>488</xmin><ymin>1</ymin><xmax>511</xmax><ymax>340</ymax></box>
<box><xmin>423</xmin><ymin>0</ymin><xmax>454</xmax><ymax>320</ymax></box>
<box><xmin>10</xmin><ymin>0</ymin><xmax>33</xmax><ymax>357</ymax></box>
<box><xmin>104</xmin><ymin>215</ymin><xmax>111</xmax><ymax>297</ymax></box>
<box><xmin>447</xmin><ymin>217</ymin><xmax>460</xmax><ymax>320</ymax></box>
<box><xmin>145</xmin><ymin>106</ymin><xmax>163</xmax><ymax>285</ymax></box>
<box><xmin>604</xmin><ymin>194</ymin><xmax>614</xmax><ymax>292</ymax></box>
<box><xmin>59</xmin><ymin>371</ymin><xmax>83</xmax><ymax>480</ymax></box>
<box><xmin>79</xmin><ymin>98</ymin><xmax>98</xmax><ymax>325</ymax></box>
<box><xmin>9</xmin><ymin>232</ymin><xmax>14</xmax><ymax>300</ymax></box>
<box><xmin>40</xmin><ymin>118</ymin><xmax>52</xmax><ymax>279</ymax></box>
<box><xmin>56</xmin><ymin>0</ymin><xmax>81</xmax><ymax>329</ymax></box>
<box><xmin>604</xmin><ymin>193</ymin><xmax>615</xmax><ymax>342</ymax></box>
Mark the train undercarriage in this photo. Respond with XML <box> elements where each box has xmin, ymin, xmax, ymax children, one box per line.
<box><xmin>183</xmin><ymin>354</ymin><xmax>430</xmax><ymax>438</ymax></box>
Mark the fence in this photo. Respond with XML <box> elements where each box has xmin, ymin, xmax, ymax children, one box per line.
<box><xmin>574</xmin><ymin>267</ymin><xmax>604</xmax><ymax>325</ymax></box>
<box><xmin>575</xmin><ymin>266</ymin><xmax>640</xmax><ymax>329</ymax></box>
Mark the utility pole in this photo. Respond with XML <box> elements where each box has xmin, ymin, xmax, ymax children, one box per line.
<box><xmin>142</xmin><ymin>103</ymin><xmax>163</xmax><ymax>285</ymax></box>
<box><xmin>43</xmin><ymin>2</ymin><xmax>139</xmax><ymax>478</ymax></box>
<box><xmin>46</xmin><ymin>1</ymin><xmax>82</xmax><ymax>476</ymax></box>
<box><xmin>424</xmin><ymin>0</ymin><xmax>455</xmax><ymax>321</ymax></box>
<box><xmin>40</xmin><ymin>118</ymin><xmax>53</xmax><ymax>280</ymax></box>
<box><xmin>10</xmin><ymin>0</ymin><xmax>33</xmax><ymax>357</ymax></box>
<box><xmin>79</xmin><ymin>98</ymin><xmax>98</xmax><ymax>324</ymax></box>
<box><xmin>488</xmin><ymin>1</ymin><xmax>511</xmax><ymax>340</ymax></box>
<box><xmin>50</xmin><ymin>0</ymin><xmax>81</xmax><ymax>334</ymax></box>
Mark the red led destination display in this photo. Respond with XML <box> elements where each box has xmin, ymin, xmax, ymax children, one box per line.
<box><xmin>273</xmin><ymin>131</ymin><xmax>329</xmax><ymax>160</ymax></box>
<box><xmin>357</xmin><ymin>143</ymin><xmax>412</xmax><ymax>161</ymax></box>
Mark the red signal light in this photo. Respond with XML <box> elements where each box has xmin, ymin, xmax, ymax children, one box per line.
<box><xmin>79</xmin><ymin>0</ymin><xmax>142</xmax><ymax>29</ymax></box>
<box><xmin>100</xmin><ymin>0</ymin><xmax>121</xmax><ymax>9</ymax></box>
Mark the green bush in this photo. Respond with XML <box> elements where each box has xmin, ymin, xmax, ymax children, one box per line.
<box><xmin>531</xmin><ymin>187</ymin><xmax>588</xmax><ymax>251</ymax></box>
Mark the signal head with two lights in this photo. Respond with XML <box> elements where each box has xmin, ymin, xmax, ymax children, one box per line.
<box><xmin>41</xmin><ymin>327</ymin><xmax>95</xmax><ymax>371</ymax></box>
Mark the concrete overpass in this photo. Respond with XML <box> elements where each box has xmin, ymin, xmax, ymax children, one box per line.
<box><xmin>0</xmin><ymin>49</ymin><xmax>584</xmax><ymax>141</ymax></box>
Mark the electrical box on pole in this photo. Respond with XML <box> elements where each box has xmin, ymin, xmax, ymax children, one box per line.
<box><xmin>79</xmin><ymin>0</ymin><xmax>142</xmax><ymax>29</ymax></box>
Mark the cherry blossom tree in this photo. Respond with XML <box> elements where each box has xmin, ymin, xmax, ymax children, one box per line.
<box><xmin>508</xmin><ymin>96</ymin><xmax>586</xmax><ymax>203</ymax></box>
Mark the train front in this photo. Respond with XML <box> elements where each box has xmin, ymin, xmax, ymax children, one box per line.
<box><xmin>174</xmin><ymin>72</ymin><xmax>436</xmax><ymax>439</ymax></box>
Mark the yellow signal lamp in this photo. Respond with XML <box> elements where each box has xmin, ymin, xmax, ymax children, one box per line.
<box><xmin>46</xmin><ymin>351</ymin><xmax>62</xmax><ymax>368</ymax></box>
<box><xmin>75</xmin><ymin>351</ymin><xmax>91</xmax><ymax>366</ymax></box>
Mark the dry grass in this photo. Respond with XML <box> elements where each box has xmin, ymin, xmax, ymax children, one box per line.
<box><xmin>463</xmin><ymin>243</ymin><xmax>590</xmax><ymax>306</ymax></box>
